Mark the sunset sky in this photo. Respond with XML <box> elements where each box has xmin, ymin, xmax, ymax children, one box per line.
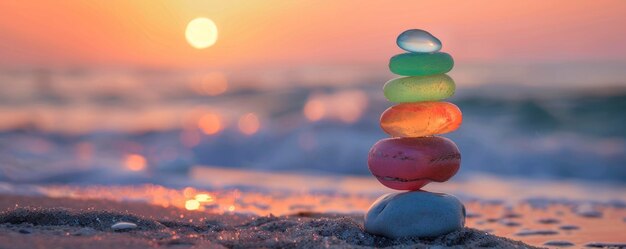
<box><xmin>1</xmin><ymin>0</ymin><xmax>626</xmax><ymax>70</ymax></box>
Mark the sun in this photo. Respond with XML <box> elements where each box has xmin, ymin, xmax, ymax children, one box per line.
<box><xmin>185</xmin><ymin>17</ymin><xmax>218</xmax><ymax>49</ymax></box>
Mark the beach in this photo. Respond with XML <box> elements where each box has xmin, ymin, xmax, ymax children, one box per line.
<box><xmin>2</xmin><ymin>2</ymin><xmax>626</xmax><ymax>247</ymax></box>
<box><xmin>2</xmin><ymin>169</ymin><xmax>626</xmax><ymax>248</ymax></box>
<box><xmin>0</xmin><ymin>194</ymin><xmax>540</xmax><ymax>249</ymax></box>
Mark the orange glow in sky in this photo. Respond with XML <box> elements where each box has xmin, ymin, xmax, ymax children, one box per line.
<box><xmin>1</xmin><ymin>1</ymin><xmax>626</xmax><ymax>69</ymax></box>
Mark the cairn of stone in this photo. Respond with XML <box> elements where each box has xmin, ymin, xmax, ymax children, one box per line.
<box><xmin>364</xmin><ymin>29</ymin><xmax>465</xmax><ymax>238</ymax></box>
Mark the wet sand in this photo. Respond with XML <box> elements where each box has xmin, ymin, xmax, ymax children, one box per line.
<box><xmin>0</xmin><ymin>194</ymin><xmax>537</xmax><ymax>249</ymax></box>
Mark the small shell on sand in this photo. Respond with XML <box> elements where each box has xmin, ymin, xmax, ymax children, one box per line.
<box><xmin>514</xmin><ymin>229</ymin><xmax>559</xmax><ymax>236</ymax></box>
<box><xmin>543</xmin><ymin>240</ymin><xmax>574</xmax><ymax>247</ymax></box>
<box><xmin>111</xmin><ymin>222</ymin><xmax>137</xmax><ymax>231</ymax></box>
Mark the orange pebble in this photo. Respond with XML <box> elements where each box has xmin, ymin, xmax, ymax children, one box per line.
<box><xmin>380</xmin><ymin>102</ymin><xmax>462</xmax><ymax>137</ymax></box>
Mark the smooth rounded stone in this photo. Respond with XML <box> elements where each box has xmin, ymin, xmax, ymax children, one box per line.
<box><xmin>364</xmin><ymin>191</ymin><xmax>465</xmax><ymax>238</ymax></box>
<box><xmin>389</xmin><ymin>52</ymin><xmax>453</xmax><ymax>76</ymax></box>
<box><xmin>543</xmin><ymin>240</ymin><xmax>575</xmax><ymax>247</ymax></box>
<box><xmin>368</xmin><ymin>136</ymin><xmax>460</xmax><ymax>190</ymax></box>
<box><xmin>396</xmin><ymin>29</ymin><xmax>442</xmax><ymax>53</ymax></box>
<box><xmin>380</xmin><ymin>102</ymin><xmax>462</xmax><ymax>137</ymax></box>
<box><xmin>383</xmin><ymin>74</ymin><xmax>455</xmax><ymax>103</ymax></box>
<box><xmin>111</xmin><ymin>221</ymin><xmax>137</xmax><ymax>231</ymax></box>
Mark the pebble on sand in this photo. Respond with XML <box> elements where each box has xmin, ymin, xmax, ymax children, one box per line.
<box><xmin>558</xmin><ymin>225</ymin><xmax>580</xmax><ymax>231</ymax></box>
<box><xmin>543</xmin><ymin>240</ymin><xmax>575</xmax><ymax>247</ymax></box>
<box><xmin>514</xmin><ymin>229</ymin><xmax>559</xmax><ymax>236</ymax></box>
<box><xmin>537</xmin><ymin>218</ymin><xmax>560</xmax><ymax>224</ymax></box>
<box><xmin>500</xmin><ymin>212</ymin><xmax>522</xmax><ymax>219</ymax></box>
<box><xmin>584</xmin><ymin>242</ymin><xmax>626</xmax><ymax>248</ymax></box>
<box><xmin>465</xmin><ymin>212</ymin><xmax>482</xmax><ymax>219</ymax></box>
<box><xmin>111</xmin><ymin>221</ymin><xmax>138</xmax><ymax>231</ymax></box>
<box><xmin>499</xmin><ymin>220</ymin><xmax>521</xmax><ymax>227</ymax></box>
<box><xmin>364</xmin><ymin>191</ymin><xmax>465</xmax><ymax>238</ymax></box>
<box><xmin>574</xmin><ymin>204</ymin><xmax>603</xmax><ymax>218</ymax></box>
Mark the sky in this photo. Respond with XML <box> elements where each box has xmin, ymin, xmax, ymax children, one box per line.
<box><xmin>1</xmin><ymin>0</ymin><xmax>626</xmax><ymax>70</ymax></box>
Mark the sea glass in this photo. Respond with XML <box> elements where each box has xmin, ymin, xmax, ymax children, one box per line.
<box><xmin>380</xmin><ymin>102</ymin><xmax>462</xmax><ymax>137</ymax></box>
<box><xmin>389</xmin><ymin>52</ymin><xmax>453</xmax><ymax>76</ymax></box>
<box><xmin>396</xmin><ymin>29</ymin><xmax>442</xmax><ymax>53</ymax></box>
<box><xmin>368</xmin><ymin>136</ymin><xmax>461</xmax><ymax>190</ymax></box>
<box><xmin>383</xmin><ymin>74</ymin><xmax>455</xmax><ymax>103</ymax></box>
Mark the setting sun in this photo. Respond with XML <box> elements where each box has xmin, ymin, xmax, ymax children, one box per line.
<box><xmin>185</xmin><ymin>17</ymin><xmax>218</xmax><ymax>49</ymax></box>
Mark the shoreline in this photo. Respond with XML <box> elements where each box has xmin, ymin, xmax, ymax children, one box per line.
<box><xmin>0</xmin><ymin>194</ymin><xmax>538</xmax><ymax>249</ymax></box>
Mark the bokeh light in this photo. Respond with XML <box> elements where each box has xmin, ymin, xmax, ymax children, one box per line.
<box><xmin>195</xmin><ymin>193</ymin><xmax>214</xmax><ymax>202</ymax></box>
<box><xmin>238</xmin><ymin>113</ymin><xmax>260</xmax><ymax>135</ymax></box>
<box><xmin>303</xmin><ymin>99</ymin><xmax>325</xmax><ymax>121</ymax></box>
<box><xmin>198</xmin><ymin>112</ymin><xmax>223</xmax><ymax>135</ymax></box>
<box><xmin>185</xmin><ymin>199</ymin><xmax>200</xmax><ymax>210</ymax></box>
<box><xmin>124</xmin><ymin>154</ymin><xmax>147</xmax><ymax>171</ymax></box>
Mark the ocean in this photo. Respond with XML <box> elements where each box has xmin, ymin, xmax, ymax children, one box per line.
<box><xmin>1</xmin><ymin>66</ymin><xmax>625</xmax><ymax>186</ymax></box>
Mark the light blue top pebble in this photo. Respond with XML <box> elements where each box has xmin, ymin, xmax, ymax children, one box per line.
<box><xmin>396</xmin><ymin>29</ymin><xmax>442</xmax><ymax>53</ymax></box>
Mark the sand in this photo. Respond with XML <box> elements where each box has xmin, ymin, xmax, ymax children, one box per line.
<box><xmin>0</xmin><ymin>194</ymin><xmax>539</xmax><ymax>249</ymax></box>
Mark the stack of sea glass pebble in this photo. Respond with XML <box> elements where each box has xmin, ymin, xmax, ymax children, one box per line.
<box><xmin>364</xmin><ymin>29</ymin><xmax>466</xmax><ymax>238</ymax></box>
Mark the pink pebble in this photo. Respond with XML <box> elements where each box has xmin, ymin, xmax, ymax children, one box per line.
<box><xmin>368</xmin><ymin>136</ymin><xmax>461</xmax><ymax>190</ymax></box>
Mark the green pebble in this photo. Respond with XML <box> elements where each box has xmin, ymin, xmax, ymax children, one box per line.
<box><xmin>383</xmin><ymin>74</ymin><xmax>456</xmax><ymax>103</ymax></box>
<box><xmin>389</xmin><ymin>52</ymin><xmax>454</xmax><ymax>76</ymax></box>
